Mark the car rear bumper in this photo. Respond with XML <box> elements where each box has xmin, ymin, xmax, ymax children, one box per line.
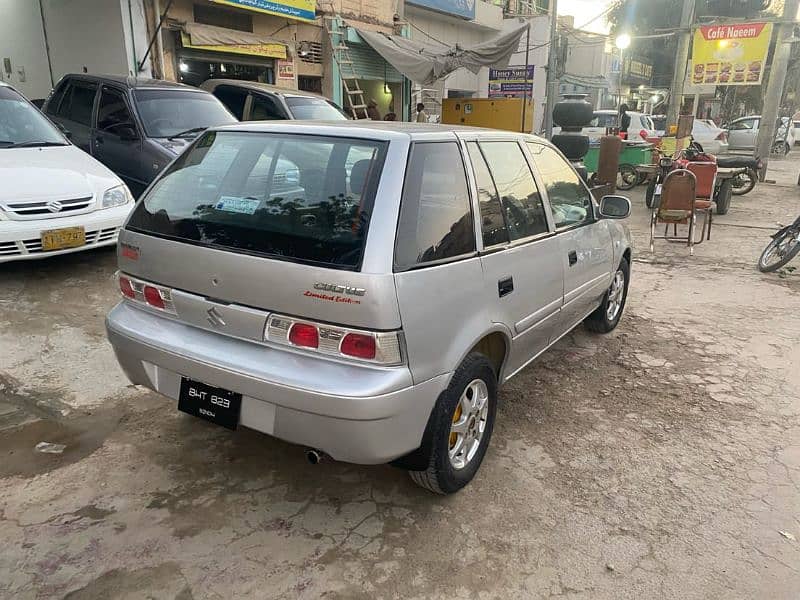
<box><xmin>105</xmin><ymin>302</ymin><xmax>447</xmax><ymax>464</ymax></box>
<box><xmin>0</xmin><ymin>204</ymin><xmax>131</xmax><ymax>262</ymax></box>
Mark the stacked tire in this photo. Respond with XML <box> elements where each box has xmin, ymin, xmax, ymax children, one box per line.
<box><xmin>551</xmin><ymin>94</ymin><xmax>593</xmax><ymax>181</ymax></box>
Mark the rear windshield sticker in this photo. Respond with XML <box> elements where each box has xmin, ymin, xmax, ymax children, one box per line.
<box><xmin>214</xmin><ymin>196</ymin><xmax>260</xmax><ymax>215</ymax></box>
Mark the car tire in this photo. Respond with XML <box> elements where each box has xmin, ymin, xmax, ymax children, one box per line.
<box><xmin>715</xmin><ymin>179</ymin><xmax>733</xmax><ymax>215</ymax></box>
<box><xmin>585</xmin><ymin>258</ymin><xmax>629</xmax><ymax>334</ymax></box>
<box><xmin>772</xmin><ymin>141</ymin><xmax>790</xmax><ymax>156</ymax></box>
<box><xmin>408</xmin><ymin>353</ymin><xmax>498</xmax><ymax>495</ymax></box>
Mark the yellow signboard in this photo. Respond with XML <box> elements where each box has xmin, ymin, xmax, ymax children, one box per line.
<box><xmin>211</xmin><ymin>0</ymin><xmax>316</xmax><ymax>23</ymax></box>
<box><xmin>691</xmin><ymin>22</ymin><xmax>773</xmax><ymax>86</ymax></box>
<box><xmin>181</xmin><ymin>33</ymin><xmax>287</xmax><ymax>59</ymax></box>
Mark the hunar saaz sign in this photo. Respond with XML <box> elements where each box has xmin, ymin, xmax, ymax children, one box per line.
<box><xmin>488</xmin><ymin>66</ymin><xmax>534</xmax><ymax>98</ymax></box>
<box><xmin>210</xmin><ymin>0</ymin><xmax>316</xmax><ymax>24</ymax></box>
<box><xmin>691</xmin><ymin>22</ymin><xmax>773</xmax><ymax>86</ymax></box>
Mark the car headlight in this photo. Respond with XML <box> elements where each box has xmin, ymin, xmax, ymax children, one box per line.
<box><xmin>102</xmin><ymin>185</ymin><xmax>133</xmax><ymax>209</ymax></box>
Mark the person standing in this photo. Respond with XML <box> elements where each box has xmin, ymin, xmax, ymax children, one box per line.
<box><xmin>366</xmin><ymin>99</ymin><xmax>381</xmax><ymax>121</ymax></box>
<box><xmin>415</xmin><ymin>102</ymin><xmax>428</xmax><ymax>123</ymax></box>
<box><xmin>618</xmin><ymin>103</ymin><xmax>631</xmax><ymax>136</ymax></box>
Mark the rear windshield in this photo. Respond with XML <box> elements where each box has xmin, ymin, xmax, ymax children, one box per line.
<box><xmin>126</xmin><ymin>131</ymin><xmax>387</xmax><ymax>269</ymax></box>
<box><xmin>285</xmin><ymin>97</ymin><xmax>348</xmax><ymax>120</ymax></box>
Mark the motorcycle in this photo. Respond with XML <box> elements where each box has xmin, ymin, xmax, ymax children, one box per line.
<box><xmin>758</xmin><ymin>214</ymin><xmax>800</xmax><ymax>273</ymax></box>
<box><xmin>716</xmin><ymin>156</ymin><xmax>763</xmax><ymax>196</ymax></box>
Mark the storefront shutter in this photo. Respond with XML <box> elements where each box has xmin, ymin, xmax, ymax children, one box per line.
<box><xmin>347</xmin><ymin>43</ymin><xmax>403</xmax><ymax>83</ymax></box>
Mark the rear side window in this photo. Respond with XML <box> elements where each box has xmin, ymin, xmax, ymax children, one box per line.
<box><xmin>213</xmin><ymin>85</ymin><xmax>248</xmax><ymax>120</ymax></box>
<box><xmin>466</xmin><ymin>142</ymin><xmax>508</xmax><ymax>247</ymax></box>
<box><xmin>58</xmin><ymin>81</ymin><xmax>97</xmax><ymax>126</ymax></box>
<box><xmin>127</xmin><ymin>131</ymin><xmax>387</xmax><ymax>269</ymax></box>
<box><xmin>479</xmin><ymin>141</ymin><xmax>548</xmax><ymax>240</ymax></box>
<box><xmin>394</xmin><ymin>142</ymin><xmax>475</xmax><ymax>270</ymax></box>
<box><xmin>251</xmin><ymin>94</ymin><xmax>286</xmax><ymax>120</ymax></box>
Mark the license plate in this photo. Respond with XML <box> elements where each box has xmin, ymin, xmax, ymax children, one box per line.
<box><xmin>178</xmin><ymin>378</ymin><xmax>242</xmax><ymax>430</ymax></box>
<box><xmin>41</xmin><ymin>226</ymin><xmax>86</xmax><ymax>252</ymax></box>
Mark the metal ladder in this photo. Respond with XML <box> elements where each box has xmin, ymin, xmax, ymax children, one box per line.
<box><xmin>322</xmin><ymin>11</ymin><xmax>370</xmax><ymax>120</ymax></box>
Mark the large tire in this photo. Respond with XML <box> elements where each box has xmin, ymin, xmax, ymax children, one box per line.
<box><xmin>585</xmin><ymin>258</ymin><xmax>629</xmax><ymax>334</ymax></box>
<box><xmin>645</xmin><ymin>178</ymin><xmax>658</xmax><ymax>208</ymax></box>
<box><xmin>408</xmin><ymin>353</ymin><xmax>498</xmax><ymax>495</ymax></box>
<box><xmin>758</xmin><ymin>228</ymin><xmax>800</xmax><ymax>273</ymax></box>
<box><xmin>715</xmin><ymin>179</ymin><xmax>733</xmax><ymax>215</ymax></box>
<box><xmin>731</xmin><ymin>169</ymin><xmax>757</xmax><ymax>195</ymax></box>
<box><xmin>616</xmin><ymin>164</ymin><xmax>639</xmax><ymax>191</ymax></box>
<box><xmin>772</xmin><ymin>141</ymin><xmax>790</xmax><ymax>156</ymax></box>
<box><xmin>551</xmin><ymin>134</ymin><xmax>590</xmax><ymax>161</ymax></box>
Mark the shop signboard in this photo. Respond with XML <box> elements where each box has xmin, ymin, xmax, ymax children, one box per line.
<box><xmin>691</xmin><ymin>22</ymin><xmax>773</xmax><ymax>86</ymax></box>
<box><xmin>211</xmin><ymin>0</ymin><xmax>316</xmax><ymax>24</ymax></box>
<box><xmin>407</xmin><ymin>0</ymin><xmax>475</xmax><ymax>20</ymax></box>
<box><xmin>488</xmin><ymin>66</ymin><xmax>534</xmax><ymax>98</ymax></box>
<box><xmin>180</xmin><ymin>32</ymin><xmax>287</xmax><ymax>59</ymax></box>
<box><xmin>621</xmin><ymin>56</ymin><xmax>653</xmax><ymax>86</ymax></box>
<box><xmin>277</xmin><ymin>60</ymin><xmax>295</xmax><ymax>79</ymax></box>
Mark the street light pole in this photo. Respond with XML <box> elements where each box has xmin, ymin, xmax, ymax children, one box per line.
<box><xmin>544</xmin><ymin>0</ymin><xmax>559</xmax><ymax>139</ymax></box>
<box><xmin>665</xmin><ymin>0</ymin><xmax>696</xmax><ymax>132</ymax></box>
<box><xmin>754</xmin><ymin>0</ymin><xmax>800</xmax><ymax>180</ymax></box>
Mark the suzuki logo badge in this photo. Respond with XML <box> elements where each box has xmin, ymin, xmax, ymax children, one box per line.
<box><xmin>46</xmin><ymin>200</ymin><xmax>63</xmax><ymax>213</ymax></box>
<box><xmin>206</xmin><ymin>306</ymin><xmax>226</xmax><ymax>328</ymax></box>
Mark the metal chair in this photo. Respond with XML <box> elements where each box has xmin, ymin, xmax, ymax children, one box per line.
<box><xmin>650</xmin><ymin>169</ymin><xmax>700</xmax><ymax>255</ymax></box>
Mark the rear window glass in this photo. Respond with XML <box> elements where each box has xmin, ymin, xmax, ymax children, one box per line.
<box><xmin>394</xmin><ymin>142</ymin><xmax>475</xmax><ymax>270</ymax></box>
<box><xmin>126</xmin><ymin>131</ymin><xmax>387</xmax><ymax>269</ymax></box>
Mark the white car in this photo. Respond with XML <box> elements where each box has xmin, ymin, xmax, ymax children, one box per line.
<box><xmin>554</xmin><ymin>110</ymin><xmax>656</xmax><ymax>143</ymax></box>
<box><xmin>691</xmin><ymin>120</ymin><xmax>729</xmax><ymax>155</ymax></box>
<box><xmin>0</xmin><ymin>81</ymin><xmax>134</xmax><ymax>262</ymax></box>
<box><xmin>726</xmin><ymin>115</ymin><xmax>796</xmax><ymax>155</ymax></box>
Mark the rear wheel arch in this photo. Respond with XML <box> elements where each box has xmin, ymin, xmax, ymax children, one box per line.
<box><xmin>467</xmin><ymin>331</ymin><xmax>509</xmax><ymax>380</ymax></box>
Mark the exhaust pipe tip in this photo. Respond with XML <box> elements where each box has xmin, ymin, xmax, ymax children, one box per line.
<box><xmin>306</xmin><ymin>449</ymin><xmax>323</xmax><ymax>465</ymax></box>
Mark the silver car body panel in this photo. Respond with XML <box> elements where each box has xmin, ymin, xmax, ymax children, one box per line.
<box><xmin>107</xmin><ymin>121</ymin><xmax>632</xmax><ymax>464</ymax></box>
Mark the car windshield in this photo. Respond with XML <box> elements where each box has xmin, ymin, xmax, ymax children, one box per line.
<box><xmin>285</xmin><ymin>97</ymin><xmax>348</xmax><ymax>120</ymax></box>
<box><xmin>126</xmin><ymin>131</ymin><xmax>387</xmax><ymax>269</ymax></box>
<box><xmin>0</xmin><ymin>87</ymin><xmax>67</xmax><ymax>147</ymax></box>
<box><xmin>133</xmin><ymin>89</ymin><xmax>237</xmax><ymax>138</ymax></box>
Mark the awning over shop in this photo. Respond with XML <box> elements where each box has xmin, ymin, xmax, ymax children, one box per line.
<box><xmin>355</xmin><ymin>23</ymin><xmax>529</xmax><ymax>86</ymax></box>
<box><xmin>182</xmin><ymin>22</ymin><xmax>288</xmax><ymax>59</ymax></box>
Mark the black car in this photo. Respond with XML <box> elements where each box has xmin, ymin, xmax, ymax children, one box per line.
<box><xmin>43</xmin><ymin>75</ymin><xmax>237</xmax><ymax>196</ymax></box>
<box><xmin>200</xmin><ymin>79</ymin><xmax>349</xmax><ymax>121</ymax></box>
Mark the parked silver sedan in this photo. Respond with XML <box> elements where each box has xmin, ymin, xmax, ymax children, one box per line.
<box><xmin>105</xmin><ymin>122</ymin><xmax>632</xmax><ymax>494</ymax></box>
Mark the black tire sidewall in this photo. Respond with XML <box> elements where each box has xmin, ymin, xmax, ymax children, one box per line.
<box><xmin>429</xmin><ymin>354</ymin><xmax>498</xmax><ymax>494</ymax></box>
<box><xmin>758</xmin><ymin>231</ymin><xmax>800</xmax><ymax>272</ymax></box>
<box><xmin>716</xmin><ymin>180</ymin><xmax>732</xmax><ymax>215</ymax></box>
<box><xmin>646</xmin><ymin>179</ymin><xmax>657</xmax><ymax>208</ymax></box>
<box><xmin>617</xmin><ymin>165</ymin><xmax>638</xmax><ymax>191</ymax></box>
<box><xmin>590</xmin><ymin>258</ymin><xmax>630</xmax><ymax>332</ymax></box>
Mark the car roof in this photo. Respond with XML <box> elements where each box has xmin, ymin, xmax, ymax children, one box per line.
<box><xmin>59</xmin><ymin>74</ymin><xmax>204</xmax><ymax>91</ymax></box>
<box><xmin>201</xmin><ymin>79</ymin><xmax>330</xmax><ymax>100</ymax></box>
<box><xmin>209</xmin><ymin>120</ymin><xmax>555</xmax><ymax>144</ymax></box>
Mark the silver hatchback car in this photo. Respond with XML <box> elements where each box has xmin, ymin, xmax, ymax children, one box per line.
<box><xmin>106</xmin><ymin>122</ymin><xmax>632</xmax><ymax>494</ymax></box>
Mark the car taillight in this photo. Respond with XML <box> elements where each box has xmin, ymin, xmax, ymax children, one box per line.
<box><xmin>716</xmin><ymin>132</ymin><xmax>727</xmax><ymax>142</ymax></box>
<box><xmin>143</xmin><ymin>285</ymin><xmax>166</xmax><ymax>309</ymax></box>
<box><xmin>119</xmin><ymin>276</ymin><xmax>135</xmax><ymax>299</ymax></box>
<box><xmin>116</xmin><ymin>272</ymin><xmax>176</xmax><ymax>314</ymax></box>
<box><xmin>289</xmin><ymin>322</ymin><xmax>319</xmax><ymax>348</ymax></box>
<box><xmin>265</xmin><ymin>314</ymin><xmax>402</xmax><ymax>365</ymax></box>
<box><xmin>341</xmin><ymin>333</ymin><xmax>376</xmax><ymax>360</ymax></box>
<box><xmin>639</xmin><ymin>129</ymin><xmax>649</xmax><ymax>140</ymax></box>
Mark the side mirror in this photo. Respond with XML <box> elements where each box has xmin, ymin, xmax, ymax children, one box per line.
<box><xmin>56</xmin><ymin>122</ymin><xmax>72</xmax><ymax>139</ymax></box>
<box><xmin>116</xmin><ymin>125</ymin><xmax>139</xmax><ymax>142</ymax></box>
<box><xmin>599</xmin><ymin>195</ymin><xmax>631</xmax><ymax>219</ymax></box>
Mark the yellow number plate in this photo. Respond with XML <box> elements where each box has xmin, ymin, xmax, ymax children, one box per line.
<box><xmin>41</xmin><ymin>226</ymin><xmax>86</xmax><ymax>252</ymax></box>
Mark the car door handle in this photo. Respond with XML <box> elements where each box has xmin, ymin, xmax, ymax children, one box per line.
<box><xmin>568</xmin><ymin>250</ymin><xmax>578</xmax><ymax>266</ymax></box>
<box><xmin>498</xmin><ymin>277</ymin><xmax>514</xmax><ymax>298</ymax></box>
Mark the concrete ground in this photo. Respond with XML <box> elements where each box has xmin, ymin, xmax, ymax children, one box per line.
<box><xmin>1</xmin><ymin>158</ymin><xmax>799</xmax><ymax>599</ymax></box>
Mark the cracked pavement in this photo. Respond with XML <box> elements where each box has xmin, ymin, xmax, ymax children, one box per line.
<box><xmin>1</xmin><ymin>159</ymin><xmax>799</xmax><ymax>599</ymax></box>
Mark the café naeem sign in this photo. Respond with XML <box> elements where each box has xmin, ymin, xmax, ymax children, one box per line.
<box><xmin>691</xmin><ymin>22</ymin><xmax>773</xmax><ymax>86</ymax></box>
